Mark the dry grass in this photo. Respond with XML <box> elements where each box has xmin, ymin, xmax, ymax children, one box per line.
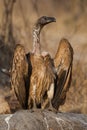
<box><xmin>0</xmin><ymin>95</ymin><xmax>11</xmax><ymax>114</ymax></box>
<box><xmin>60</xmin><ymin>61</ymin><xmax>87</xmax><ymax>114</ymax></box>
<box><xmin>0</xmin><ymin>88</ymin><xmax>21</xmax><ymax>114</ymax></box>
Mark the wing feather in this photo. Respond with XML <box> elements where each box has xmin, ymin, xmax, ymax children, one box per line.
<box><xmin>11</xmin><ymin>44</ymin><xmax>29</xmax><ymax>109</ymax></box>
<box><xmin>52</xmin><ymin>38</ymin><xmax>73</xmax><ymax>110</ymax></box>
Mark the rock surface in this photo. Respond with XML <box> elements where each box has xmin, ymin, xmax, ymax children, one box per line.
<box><xmin>0</xmin><ymin>110</ymin><xmax>87</xmax><ymax>130</ymax></box>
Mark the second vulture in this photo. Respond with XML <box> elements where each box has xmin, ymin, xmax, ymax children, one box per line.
<box><xmin>11</xmin><ymin>16</ymin><xmax>73</xmax><ymax>111</ymax></box>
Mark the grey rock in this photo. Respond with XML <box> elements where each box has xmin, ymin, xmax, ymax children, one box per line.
<box><xmin>0</xmin><ymin>110</ymin><xmax>87</xmax><ymax>130</ymax></box>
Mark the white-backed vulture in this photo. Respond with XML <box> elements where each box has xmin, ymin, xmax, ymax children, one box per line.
<box><xmin>11</xmin><ymin>16</ymin><xmax>56</xmax><ymax>110</ymax></box>
<box><xmin>11</xmin><ymin>16</ymin><xmax>73</xmax><ymax>111</ymax></box>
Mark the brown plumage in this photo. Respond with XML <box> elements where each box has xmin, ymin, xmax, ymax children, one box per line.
<box><xmin>11</xmin><ymin>44</ymin><xmax>29</xmax><ymax>108</ymax></box>
<box><xmin>11</xmin><ymin>16</ymin><xmax>73</xmax><ymax>111</ymax></box>
<box><xmin>41</xmin><ymin>38</ymin><xmax>73</xmax><ymax>111</ymax></box>
<box><xmin>11</xmin><ymin>16</ymin><xmax>56</xmax><ymax>109</ymax></box>
<box><xmin>52</xmin><ymin>38</ymin><xmax>73</xmax><ymax>110</ymax></box>
<box><xmin>28</xmin><ymin>53</ymin><xmax>55</xmax><ymax>109</ymax></box>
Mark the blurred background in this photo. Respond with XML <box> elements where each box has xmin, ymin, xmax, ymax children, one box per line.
<box><xmin>0</xmin><ymin>0</ymin><xmax>87</xmax><ymax>114</ymax></box>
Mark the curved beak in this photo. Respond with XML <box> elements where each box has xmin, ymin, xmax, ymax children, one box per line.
<box><xmin>46</xmin><ymin>17</ymin><xmax>56</xmax><ymax>24</ymax></box>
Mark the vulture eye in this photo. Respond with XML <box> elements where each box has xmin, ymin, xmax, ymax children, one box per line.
<box><xmin>40</xmin><ymin>16</ymin><xmax>47</xmax><ymax>24</ymax></box>
<box><xmin>43</xmin><ymin>16</ymin><xmax>47</xmax><ymax>20</ymax></box>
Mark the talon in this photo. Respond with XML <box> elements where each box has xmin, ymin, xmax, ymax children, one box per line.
<box><xmin>47</xmin><ymin>107</ymin><xmax>58</xmax><ymax>113</ymax></box>
<box><xmin>30</xmin><ymin>108</ymin><xmax>43</xmax><ymax>113</ymax></box>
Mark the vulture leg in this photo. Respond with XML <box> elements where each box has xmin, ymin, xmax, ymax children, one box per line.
<box><xmin>42</xmin><ymin>83</ymin><xmax>57</xmax><ymax>112</ymax></box>
<box><xmin>47</xmin><ymin>83</ymin><xmax>56</xmax><ymax>111</ymax></box>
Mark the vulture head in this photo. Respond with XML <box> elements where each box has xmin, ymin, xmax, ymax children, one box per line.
<box><xmin>35</xmin><ymin>16</ymin><xmax>56</xmax><ymax>33</ymax></box>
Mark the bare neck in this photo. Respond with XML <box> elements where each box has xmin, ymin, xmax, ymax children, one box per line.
<box><xmin>32</xmin><ymin>26</ymin><xmax>41</xmax><ymax>54</ymax></box>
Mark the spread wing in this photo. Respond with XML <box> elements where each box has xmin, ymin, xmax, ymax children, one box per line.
<box><xmin>11</xmin><ymin>44</ymin><xmax>31</xmax><ymax>109</ymax></box>
<box><xmin>52</xmin><ymin>38</ymin><xmax>73</xmax><ymax>110</ymax></box>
